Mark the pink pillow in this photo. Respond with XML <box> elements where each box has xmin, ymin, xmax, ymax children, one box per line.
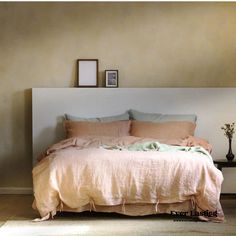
<box><xmin>64</xmin><ymin>120</ymin><xmax>131</xmax><ymax>138</ymax></box>
<box><xmin>131</xmin><ymin>120</ymin><xmax>196</xmax><ymax>140</ymax></box>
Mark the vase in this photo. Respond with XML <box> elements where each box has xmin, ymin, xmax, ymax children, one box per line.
<box><xmin>226</xmin><ymin>138</ymin><xmax>235</xmax><ymax>161</ymax></box>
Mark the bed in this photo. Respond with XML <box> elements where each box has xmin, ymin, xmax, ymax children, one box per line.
<box><xmin>32</xmin><ymin>88</ymin><xmax>228</xmax><ymax>222</ymax></box>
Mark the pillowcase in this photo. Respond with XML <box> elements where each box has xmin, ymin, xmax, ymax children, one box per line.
<box><xmin>64</xmin><ymin>120</ymin><xmax>131</xmax><ymax>138</ymax></box>
<box><xmin>131</xmin><ymin>120</ymin><xmax>196</xmax><ymax>140</ymax></box>
<box><xmin>129</xmin><ymin>109</ymin><xmax>162</xmax><ymax>122</ymax></box>
<box><xmin>65</xmin><ymin>112</ymin><xmax>129</xmax><ymax>122</ymax></box>
<box><xmin>65</xmin><ymin>114</ymin><xmax>97</xmax><ymax>122</ymax></box>
<box><xmin>129</xmin><ymin>109</ymin><xmax>197</xmax><ymax>123</ymax></box>
<box><xmin>157</xmin><ymin>114</ymin><xmax>197</xmax><ymax>123</ymax></box>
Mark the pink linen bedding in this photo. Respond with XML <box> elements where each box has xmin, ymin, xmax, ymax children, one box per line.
<box><xmin>32</xmin><ymin>136</ymin><xmax>224</xmax><ymax>222</ymax></box>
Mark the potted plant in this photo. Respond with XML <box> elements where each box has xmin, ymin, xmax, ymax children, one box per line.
<box><xmin>221</xmin><ymin>122</ymin><xmax>235</xmax><ymax>161</ymax></box>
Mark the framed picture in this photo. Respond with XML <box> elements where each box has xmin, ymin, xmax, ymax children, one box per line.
<box><xmin>105</xmin><ymin>70</ymin><xmax>118</xmax><ymax>87</ymax></box>
<box><xmin>77</xmin><ymin>59</ymin><xmax>98</xmax><ymax>87</ymax></box>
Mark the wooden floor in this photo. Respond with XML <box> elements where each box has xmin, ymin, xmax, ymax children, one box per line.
<box><xmin>0</xmin><ymin>195</ymin><xmax>38</xmax><ymax>226</ymax></box>
<box><xmin>0</xmin><ymin>194</ymin><xmax>235</xmax><ymax>227</ymax></box>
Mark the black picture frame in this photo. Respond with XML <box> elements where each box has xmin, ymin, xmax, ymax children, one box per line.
<box><xmin>105</xmin><ymin>70</ymin><xmax>118</xmax><ymax>87</ymax></box>
<box><xmin>77</xmin><ymin>59</ymin><xmax>98</xmax><ymax>87</ymax></box>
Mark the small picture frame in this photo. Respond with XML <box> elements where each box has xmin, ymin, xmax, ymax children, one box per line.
<box><xmin>77</xmin><ymin>59</ymin><xmax>98</xmax><ymax>87</ymax></box>
<box><xmin>105</xmin><ymin>70</ymin><xmax>118</xmax><ymax>87</ymax></box>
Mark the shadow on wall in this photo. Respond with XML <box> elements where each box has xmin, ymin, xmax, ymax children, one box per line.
<box><xmin>71</xmin><ymin>59</ymin><xmax>77</xmax><ymax>87</ymax></box>
<box><xmin>25</xmin><ymin>89</ymin><xmax>32</xmax><ymax>160</ymax></box>
<box><xmin>0</xmin><ymin>89</ymin><xmax>33</xmax><ymax>187</ymax></box>
<box><xmin>99</xmin><ymin>71</ymin><xmax>106</xmax><ymax>87</ymax></box>
<box><xmin>33</xmin><ymin>115</ymin><xmax>66</xmax><ymax>165</ymax></box>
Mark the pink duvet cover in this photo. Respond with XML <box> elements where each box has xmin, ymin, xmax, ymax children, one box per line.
<box><xmin>32</xmin><ymin>136</ymin><xmax>224</xmax><ymax>222</ymax></box>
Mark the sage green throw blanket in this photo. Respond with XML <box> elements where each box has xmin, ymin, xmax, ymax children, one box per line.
<box><xmin>102</xmin><ymin>141</ymin><xmax>212</xmax><ymax>162</ymax></box>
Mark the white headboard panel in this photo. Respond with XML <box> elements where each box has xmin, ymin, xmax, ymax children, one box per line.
<box><xmin>32</xmin><ymin>88</ymin><xmax>236</xmax><ymax>193</ymax></box>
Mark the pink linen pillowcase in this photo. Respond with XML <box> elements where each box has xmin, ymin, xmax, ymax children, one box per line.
<box><xmin>64</xmin><ymin>120</ymin><xmax>131</xmax><ymax>138</ymax></box>
<box><xmin>131</xmin><ymin>120</ymin><xmax>196</xmax><ymax>140</ymax></box>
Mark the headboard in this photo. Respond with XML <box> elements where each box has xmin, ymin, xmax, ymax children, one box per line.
<box><xmin>32</xmin><ymin>88</ymin><xmax>236</xmax><ymax>193</ymax></box>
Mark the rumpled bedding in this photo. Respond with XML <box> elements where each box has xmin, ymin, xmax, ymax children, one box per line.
<box><xmin>33</xmin><ymin>135</ymin><xmax>224</xmax><ymax>222</ymax></box>
<box><xmin>102</xmin><ymin>141</ymin><xmax>212</xmax><ymax>162</ymax></box>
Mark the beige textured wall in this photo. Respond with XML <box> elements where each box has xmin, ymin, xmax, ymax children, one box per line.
<box><xmin>1</xmin><ymin>2</ymin><xmax>236</xmax><ymax>188</ymax></box>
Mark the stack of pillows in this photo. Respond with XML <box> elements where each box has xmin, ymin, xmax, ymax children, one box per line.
<box><xmin>64</xmin><ymin>109</ymin><xmax>197</xmax><ymax>140</ymax></box>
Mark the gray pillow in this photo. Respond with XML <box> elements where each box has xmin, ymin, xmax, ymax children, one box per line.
<box><xmin>157</xmin><ymin>114</ymin><xmax>197</xmax><ymax>123</ymax></box>
<box><xmin>129</xmin><ymin>109</ymin><xmax>162</xmax><ymax>122</ymax></box>
<box><xmin>129</xmin><ymin>109</ymin><xmax>197</xmax><ymax>123</ymax></box>
<box><xmin>65</xmin><ymin>112</ymin><xmax>130</xmax><ymax>122</ymax></box>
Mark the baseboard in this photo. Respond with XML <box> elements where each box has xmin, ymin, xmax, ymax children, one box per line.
<box><xmin>0</xmin><ymin>187</ymin><xmax>33</xmax><ymax>195</ymax></box>
<box><xmin>220</xmin><ymin>193</ymin><xmax>236</xmax><ymax>199</ymax></box>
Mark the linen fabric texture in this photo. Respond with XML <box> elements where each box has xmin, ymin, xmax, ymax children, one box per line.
<box><xmin>129</xmin><ymin>109</ymin><xmax>197</xmax><ymax>123</ymax></box>
<box><xmin>131</xmin><ymin>120</ymin><xmax>196</xmax><ymax>139</ymax></box>
<box><xmin>64</xmin><ymin>120</ymin><xmax>131</xmax><ymax>138</ymax></box>
<box><xmin>65</xmin><ymin>112</ymin><xmax>129</xmax><ymax>122</ymax></box>
<box><xmin>33</xmin><ymin>135</ymin><xmax>224</xmax><ymax>223</ymax></box>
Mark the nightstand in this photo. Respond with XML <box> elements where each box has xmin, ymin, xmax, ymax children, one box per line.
<box><xmin>214</xmin><ymin>159</ymin><xmax>236</xmax><ymax>171</ymax></box>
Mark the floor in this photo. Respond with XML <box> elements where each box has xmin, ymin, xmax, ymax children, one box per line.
<box><xmin>0</xmin><ymin>195</ymin><xmax>235</xmax><ymax>235</ymax></box>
